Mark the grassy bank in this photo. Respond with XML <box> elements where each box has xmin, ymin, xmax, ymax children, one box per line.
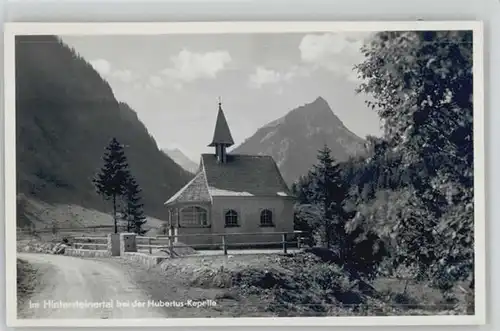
<box><xmin>159</xmin><ymin>251</ymin><xmax>472</xmax><ymax>317</ymax></box>
<box><xmin>16</xmin><ymin>259</ymin><xmax>38</xmax><ymax>311</ymax></box>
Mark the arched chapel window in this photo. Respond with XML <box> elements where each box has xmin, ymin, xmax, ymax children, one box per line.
<box><xmin>225</xmin><ymin>209</ymin><xmax>239</xmax><ymax>227</ymax></box>
<box><xmin>260</xmin><ymin>209</ymin><xmax>274</xmax><ymax>227</ymax></box>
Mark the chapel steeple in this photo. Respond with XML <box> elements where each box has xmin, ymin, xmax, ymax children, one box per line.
<box><xmin>208</xmin><ymin>98</ymin><xmax>234</xmax><ymax>163</ymax></box>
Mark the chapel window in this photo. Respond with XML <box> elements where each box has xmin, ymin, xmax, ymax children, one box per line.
<box><xmin>260</xmin><ymin>209</ymin><xmax>274</xmax><ymax>227</ymax></box>
<box><xmin>180</xmin><ymin>206</ymin><xmax>209</xmax><ymax>227</ymax></box>
<box><xmin>225</xmin><ymin>209</ymin><xmax>239</xmax><ymax>227</ymax></box>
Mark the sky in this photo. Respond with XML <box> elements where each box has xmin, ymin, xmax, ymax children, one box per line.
<box><xmin>61</xmin><ymin>32</ymin><xmax>382</xmax><ymax>162</ymax></box>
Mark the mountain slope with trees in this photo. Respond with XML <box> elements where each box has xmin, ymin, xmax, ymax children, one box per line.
<box><xmin>16</xmin><ymin>35</ymin><xmax>192</xmax><ymax>221</ymax></box>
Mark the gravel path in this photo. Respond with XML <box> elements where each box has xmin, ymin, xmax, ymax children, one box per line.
<box><xmin>17</xmin><ymin>253</ymin><xmax>239</xmax><ymax>319</ymax></box>
<box><xmin>17</xmin><ymin>253</ymin><xmax>167</xmax><ymax>319</ymax></box>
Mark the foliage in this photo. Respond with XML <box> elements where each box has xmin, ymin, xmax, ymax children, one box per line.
<box><xmin>293</xmin><ymin>145</ymin><xmax>347</xmax><ymax>249</ymax></box>
<box><xmin>355</xmin><ymin>30</ymin><xmax>473</xmax><ymax>211</ymax></box>
<box><xmin>350</xmin><ymin>30</ymin><xmax>474</xmax><ymax>292</ymax></box>
<box><xmin>292</xmin><ymin>146</ymin><xmax>386</xmax><ymax>280</ymax></box>
<box><xmin>93</xmin><ymin>137</ymin><xmax>130</xmax><ymax>233</ymax></box>
<box><xmin>122</xmin><ymin>174</ymin><xmax>147</xmax><ymax>235</ymax></box>
<box><xmin>293</xmin><ymin>203</ymin><xmax>319</xmax><ymax>247</ymax></box>
<box><xmin>346</xmin><ymin>188</ymin><xmax>433</xmax><ymax>278</ymax></box>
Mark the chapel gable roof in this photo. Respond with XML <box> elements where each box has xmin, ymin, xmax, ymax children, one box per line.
<box><xmin>201</xmin><ymin>153</ymin><xmax>292</xmax><ymax>197</ymax></box>
<box><xmin>164</xmin><ymin>170</ymin><xmax>211</xmax><ymax>206</ymax></box>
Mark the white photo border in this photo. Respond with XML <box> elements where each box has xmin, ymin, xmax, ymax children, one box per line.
<box><xmin>3</xmin><ymin>21</ymin><xmax>486</xmax><ymax>327</ymax></box>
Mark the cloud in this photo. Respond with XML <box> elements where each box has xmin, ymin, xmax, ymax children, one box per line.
<box><xmin>89</xmin><ymin>59</ymin><xmax>138</xmax><ymax>84</ymax></box>
<box><xmin>247</xmin><ymin>33</ymin><xmax>367</xmax><ymax>89</ymax></box>
<box><xmin>248</xmin><ymin>65</ymin><xmax>311</xmax><ymax>89</ymax></box>
<box><xmin>132</xmin><ymin>82</ymin><xmax>144</xmax><ymax>90</ymax></box>
<box><xmin>283</xmin><ymin>65</ymin><xmax>311</xmax><ymax>82</ymax></box>
<box><xmin>249</xmin><ymin>67</ymin><xmax>281</xmax><ymax>88</ymax></box>
<box><xmin>298</xmin><ymin>33</ymin><xmax>367</xmax><ymax>82</ymax></box>
<box><xmin>162</xmin><ymin>49</ymin><xmax>232</xmax><ymax>84</ymax></box>
<box><xmin>149</xmin><ymin>75</ymin><xmax>164</xmax><ymax>88</ymax></box>
<box><xmin>131</xmin><ymin>75</ymin><xmax>176</xmax><ymax>91</ymax></box>
<box><xmin>89</xmin><ymin>59</ymin><xmax>111</xmax><ymax>76</ymax></box>
<box><xmin>111</xmin><ymin>69</ymin><xmax>134</xmax><ymax>83</ymax></box>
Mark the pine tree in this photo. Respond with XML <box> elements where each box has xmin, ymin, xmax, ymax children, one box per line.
<box><xmin>93</xmin><ymin>137</ymin><xmax>130</xmax><ymax>233</ymax></box>
<box><xmin>308</xmin><ymin>145</ymin><xmax>347</xmax><ymax>250</ymax></box>
<box><xmin>295</xmin><ymin>145</ymin><xmax>387</xmax><ymax>279</ymax></box>
<box><xmin>123</xmin><ymin>174</ymin><xmax>147</xmax><ymax>235</ymax></box>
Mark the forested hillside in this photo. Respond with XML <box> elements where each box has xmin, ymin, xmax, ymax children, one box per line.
<box><xmin>16</xmin><ymin>35</ymin><xmax>192</xmax><ymax>220</ymax></box>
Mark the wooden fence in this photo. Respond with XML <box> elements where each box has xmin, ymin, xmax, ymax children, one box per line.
<box><xmin>17</xmin><ymin>225</ymin><xmax>128</xmax><ymax>236</ymax></box>
<box><xmin>136</xmin><ymin>231</ymin><xmax>307</xmax><ymax>257</ymax></box>
<box><xmin>71</xmin><ymin>235</ymin><xmax>108</xmax><ymax>250</ymax></box>
<box><xmin>136</xmin><ymin>236</ymin><xmax>169</xmax><ymax>254</ymax></box>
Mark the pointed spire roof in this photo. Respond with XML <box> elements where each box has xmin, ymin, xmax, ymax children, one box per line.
<box><xmin>208</xmin><ymin>100</ymin><xmax>234</xmax><ymax>147</ymax></box>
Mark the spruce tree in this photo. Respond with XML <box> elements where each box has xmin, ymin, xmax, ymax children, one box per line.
<box><xmin>293</xmin><ymin>146</ymin><xmax>387</xmax><ymax>279</ymax></box>
<box><xmin>123</xmin><ymin>174</ymin><xmax>147</xmax><ymax>235</ymax></box>
<box><xmin>93</xmin><ymin>137</ymin><xmax>130</xmax><ymax>233</ymax></box>
<box><xmin>308</xmin><ymin>145</ymin><xmax>347</xmax><ymax>250</ymax></box>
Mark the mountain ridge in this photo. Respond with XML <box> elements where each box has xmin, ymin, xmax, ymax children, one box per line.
<box><xmin>162</xmin><ymin>148</ymin><xmax>199</xmax><ymax>174</ymax></box>
<box><xmin>232</xmin><ymin>96</ymin><xmax>366</xmax><ymax>184</ymax></box>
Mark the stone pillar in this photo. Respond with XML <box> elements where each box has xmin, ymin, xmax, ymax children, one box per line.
<box><xmin>120</xmin><ymin>233</ymin><xmax>137</xmax><ymax>255</ymax></box>
<box><xmin>107</xmin><ymin>233</ymin><xmax>120</xmax><ymax>256</ymax></box>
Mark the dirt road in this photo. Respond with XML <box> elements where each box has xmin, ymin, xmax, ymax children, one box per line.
<box><xmin>17</xmin><ymin>253</ymin><xmax>168</xmax><ymax>319</ymax></box>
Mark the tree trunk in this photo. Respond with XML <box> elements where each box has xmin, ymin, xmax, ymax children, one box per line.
<box><xmin>126</xmin><ymin>206</ymin><xmax>131</xmax><ymax>232</ymax></box>
<box><xmin>113</xmin><ymin>194</ymin><xmax>117</xmax><ymax>234</ymax></box>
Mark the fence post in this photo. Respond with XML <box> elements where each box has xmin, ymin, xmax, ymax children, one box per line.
<box><xmin>297</xmin><ymin>235</ymin><xmax>302</xmax><ymax>249</ymax></box>
<box><xmin>148</xmin><ymin>238</ymin><xmax>152</xmax><ymax>254</ymax></box>
<box><xmin>282</xmin><ymin>233</ymin><xmax>287</xmax><ymax>254</ymax></box>
<box><xmin>222</xmin><ymin>235</ymin><xmax>227</xmax><ymax>255</ymax></box>
<box><xmin>169</xmin><ymin>233</ymin><xmax>174</xmax><ymax>258</ymax></box>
